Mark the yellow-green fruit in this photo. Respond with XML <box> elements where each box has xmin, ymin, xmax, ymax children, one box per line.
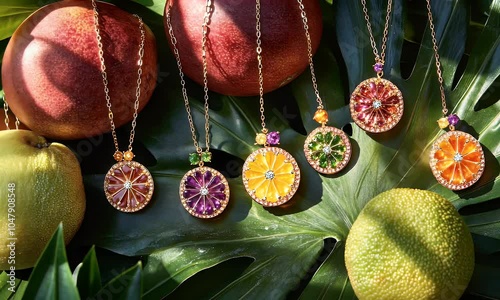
<box><xmin>345</xmin><ymin>188</ymin><xmax>474</xmax><ymax>300</ymax></box>
<box><xmin>0</xmin><ymin>130</ymin><xmax>86</xmax><ymax>269</ymax></box>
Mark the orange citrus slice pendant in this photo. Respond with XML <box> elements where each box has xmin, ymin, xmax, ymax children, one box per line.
<box><xmin>350</xmin><ymin>77</ymin><xmax>404</xmax><ymax>133</ymax></box>
<box><xmin>429</xmin><ymin>131</ymin><xmax>485</xmax><ymax>190</ymax></box>
<box><xmin>179</xmin><ymin>166</ymin><xmax>230</xmax><ymax>218</ymax></box>
<box><xmin>242</xmin><ymin>147</ymin><xmax>300</xmax><ymax>207</ymax></box>
<box><xmin>304</xmin><ymin>126</ymin><xmax>352</xmax><ymax>174</ymax></box>
<box><xmin>104</xmin><ymin>161</ymin><xmax>154</xmax><ymax>212</ymax></box>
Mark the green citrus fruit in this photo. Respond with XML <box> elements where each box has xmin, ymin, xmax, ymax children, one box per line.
<box><xmin>345</xmin><ymin>188</ymin><xmax>474</xmax><ymax>300</ymax></box>
<box><xmin>0</xmin><ymin>130</ymin><xmax>86</xmax><ymax>270</ymax></box>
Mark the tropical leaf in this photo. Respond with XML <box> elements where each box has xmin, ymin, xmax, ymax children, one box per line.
<box><xmin>22</xmin><ymin>224</ymin><xmax>79</xmax><ymax>300</ymax></box>
<box><xmin>74</xmin><ymin>246</ymin><xmax>102</xmax><ymax>299</ymax></box>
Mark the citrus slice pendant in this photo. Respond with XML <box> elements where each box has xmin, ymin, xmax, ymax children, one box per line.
<box><xmin>242</xmin><ymin>147</ymin><xmax>300</xmax><ymax>206</ymax></box>
<box><xmin>104</xmin><ymin>160</ymin><xmax>154</xmax><ymax>212</ymax></box>
<box><xmin>429</xmin><ymin>131</ymin><xmax>485</xmax><ymax>190</ymax></box>
<box><xmin>304</xmin><ymin>126</ymin><xmax>352</xmax><ymax>174</ymax></box>
<box><xmin>350</xmin><ymin>77</ymin><xmax>404</xmax><ymax>133</ymax></box>
<box><xmin>179</xmin><ymin>166</ymin><xmax>230</xmax><ymax>218</ymax></box>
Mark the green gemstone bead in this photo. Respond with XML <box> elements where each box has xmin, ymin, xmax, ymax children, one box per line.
<box><xmin>314</xmin><ymin>133</ymin><xmax>324</xmax><ymax>143</ymax></box>
<box><xmin>319</xmin><ymin>153</ymin><xmax>328</xmax><ymax>168</ymax></box>
<box><xmin>189</xmin><ymin>153</ymin><xmax>200</xmax><ymax>165</ymax></box>
<box><xmin>325</xmin><ymin>132</ymin><xmax>333</xmax><ymax>143</ymax></box>
<box><xmin>201</xmin><ymin>152</ymin><xmax>212</xmax><ymax>162</ymax></box>
<box><xmin>331</xmin><ymin>135</ymin><xmax>341</xmax><ymax>145</ymax></box>
<box><xmin>311</xmin><ymin>151</ymin><xmax>321</xmax><ymax>160</ymax></box>
<box><xmin>332</xmin><ymin>144</ymin><xmax>346</xmax><ymax>153</ymax></box>
<box><xmin>309</xmin><ymin>141</ymin><xmax>321</xmax><ymax>151</ymax></box>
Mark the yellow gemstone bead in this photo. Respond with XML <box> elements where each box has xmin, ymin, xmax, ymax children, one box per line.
<box><xmin>255</xmin><ymin>133</ymin><xmax>267</xmax><ymax>145</ymax></box>
<box><xmin>313</xmin><ymin>109</ymin><xmax>328</xmax><ymax>124</ymax></box>
<box><xmin>113</xmin><ymin>151</ymin><xmax>124</xmax><ymax>162</ymax></box>
<box><xmin>124</xmin><ymin>151</ymin><xmax>135</xmax><ymax>161</ymax></box>
<box><xmin>437</xmin><ymin>118</ymin><xmax>449</xmax><ymax>129</ymax></box>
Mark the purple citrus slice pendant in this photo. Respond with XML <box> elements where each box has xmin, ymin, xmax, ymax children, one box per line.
<box><xmin>104</xmin><ymin>161</ymin><xmax>154</xmax><ymax>212</ymax></box>
<box><xmin>242</xmin><ymin>147</ymin><xmax>301</xmax><ymax>207</ymax></box>
<box><xmin>179</xmin><ymin>167</ymin><xmax>230</xmax><ymax>218</ymax></box>
<box><xmin>429</xmin><ymin>131</ymin><xmax>485</xmax><ymax>190</ymax></box>
<box><xmin>304</xmin><ymin>126</ymin><xmax>352</xmax><ymax>174</ymax></box>
<box><xmin>350</xmin><ymin>77</ymin><xmax>404</xmax><ymax>133</ymax></box>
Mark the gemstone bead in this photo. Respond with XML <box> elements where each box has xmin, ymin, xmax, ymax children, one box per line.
<box><xmin>189</xmin><ymin>153</ymin><xmax>200</xmax><ymax>165</ymax></box>
<box><xmin>255</xmin><ymin>133</ymin><xmax>267</xmax><ymax>145</ymax></box>
<box><xmin>373</xmin><ymin>62</ymin><xmax>384</xmax><ymax>73</ymax></box>
<box><xmin>113</xmin><ymin>151</ymin><xmax>124</xmax><ymax>162</ymax></box>
<box><xmin>201</xmin><ymin>152</ymin><xmax>212</xmax><ymax>163</ymax></box>
<box><xmin>123</xmin><ymin>151</ymin><xmax>134</xmax><ymax>161</ymax></box>
<box><xmin>265</xmin><ymin>170</ymin><xmax>275</xmax><ymax>180</ymax></box>
<box><xmin>313</xmin><ymin>109</ymin><xmax>329</xmax><ymax>124</ymax></box>
<box><xmin>448</xmin><ymin>114</ymin><xmax>460</xmax><ymax>126</ymax></box>
<box><xmin>267</xmin><ymin>131</ymin><xmax>280</xmax><ymax>145</ymax></box>
<box><xmin>437</xmin><ymin>118</ymin><xmax>449</xmax><ymax>129</ymax></box>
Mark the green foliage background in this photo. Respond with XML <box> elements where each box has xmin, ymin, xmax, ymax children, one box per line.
<box><xmin>0</xmin><ymin>0</ymin><xmax>499</xmax><ymax>299</ymax></box>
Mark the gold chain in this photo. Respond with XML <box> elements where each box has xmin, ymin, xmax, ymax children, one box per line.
<box><xmin>165</xmin><ymin>1</ymin><xmax>213</xmax><ymax>154</ymax></box>
<box><xmin>296</xmin><ymin>0</ymin><xmax>323</xmax><ymax>109</ymax></box>
<box><xmin>361</xmin><ymin>0</ymin><xmax>392</xmax><ymax>70</ymax></box>
<box><xmin>2</xmin><ymin>95</ymin><xmax>20</xmax><ymax>130</ymax></box>
<box><xmin>425</xmin><ymin>0</ymin><xmax>448</xmax><ymax>116</ymax></box>
<box><xmin>92</xmin><ymin>0</ymin><xmax>145</xmax><ymax>154</ymax></box>
<box><xmin>201</xmin><ymin>0</ymin><xmax>212</xmax><ymax>152</ymax></box>
<box><xmin>255</xmin><ymin>0</ymin><xmax>267</xmax><ymax>132</ymax></box>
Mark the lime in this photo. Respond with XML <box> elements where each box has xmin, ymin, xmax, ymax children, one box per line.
<box><xmin>345</xmin><ymin>188</ymin><xmax>474</xmax><ymax>300</ymax></box>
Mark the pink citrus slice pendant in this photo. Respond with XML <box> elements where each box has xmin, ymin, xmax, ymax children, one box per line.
<box><xmin>179</xmin><ymin>166</ymin><xmax>230</xmax><ymax>218</ymax></box>
<box><xmin>242</xmin><ymin>147</ymin><xmax>300</xmax><ymax>207</ymax></box>
<box><xmin>429</xmin><ymin>131</ymin><xmax>485</xmax><ymax>190</ymax></box>
<box><xmin>104</xmin><ymin>160</ymin><xmax>154</xmax><ymax>212</ymax></box>
<box><xmin>304</xmin><ymin>126</ymin><xmax>352</xmax><ymax>174</ymax></box>
<box><xmin>350</xmin><ymin>77</ymin><xmax>404</xmax><ymax>133</ymax></box>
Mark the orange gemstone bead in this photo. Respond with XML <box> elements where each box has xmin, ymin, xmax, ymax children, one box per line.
<box><xmin>313</xmin><ymin>109</ymin><xmax>328</xmax><ymax>124</ymax></box>
<box><xmin>113</xmin><ymin>151</ymin><xmax>124</xmax><ymax>162</ymax></box>
<box><xmin>124</xmin><ymin>151</ymin><xmax>135</xmax><ymax>161</ymax></box>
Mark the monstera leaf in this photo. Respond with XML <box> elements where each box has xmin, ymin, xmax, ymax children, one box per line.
<box><xmin>0</xmin><ymin>0</ymin><xmax>498</xmax><ymax>299</ymax></box>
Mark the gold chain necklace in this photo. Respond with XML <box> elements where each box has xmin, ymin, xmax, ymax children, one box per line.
<box><xmin>166</xmin><ymin>1</ymin><xmax>230</xmax><ymax>218</ymax></box>
<box><xmin>297</xmin><ymin>0</ymin><xmax>352</xmax><ymax>175</ymax></box>
<box><xmin>93</xmin><ymin>0</ymin><xmax>154</xmax><ymax>212</ymax></box>
<box><xmin>426</xmin><ymin>0</ymin><xmax>485</xmax><ymax>190</ymax></box>
<box><xmin>349</xmin><ymin>0</ymin><xmax>404</xmax><ymax>133</ymax></box>
<box><xmin>3</xmin><ymin>97</ymin><xmax>20</xmax><ymax>130</ymax></box>
<box><xmin>241</xmin><ymin>0</ymin><xmax>301</xmax><ymax>207</ymax></box>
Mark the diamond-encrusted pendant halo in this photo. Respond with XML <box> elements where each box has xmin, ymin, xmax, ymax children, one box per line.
<box><xmin>179</xmin><ymin>166</ymin><xmax>230</xmax><ymax>218</ymax></box>
<box><xmin>304</xmin><ymin>126</ymin><xmax>352</xmax><ymax>174</ymax></box>
<box><xmin>242</xmin><ymin>147</ymin><xmax>301</xmax><ymax>207</ymax></box>
<box><xmin>429</xmin><ymin>131</ymin><xmax>485</xmax><ymax>190</ymax></box>
<box><xmin>350</xmin><ymin>77</ymin><xmax>404</xmax><ymax>133</ymax></box>
<box><xmin>104</xmin><ymin>160</ymin><xmax>154</xmax><ymax>213</ymax></box>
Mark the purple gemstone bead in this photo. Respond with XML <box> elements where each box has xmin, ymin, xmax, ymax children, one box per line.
<box><xmin>193</xmin><ymin>171</ymin><xmax>203</xmax><ymax>184</ymax></box>
<box><xmin>212</xmin><ymin>192</ymin><xmax>226</xmax><ymax>201</ymax></box>
<box><xmin>203</xmin><ymin>171</ymin><xmax>212</xmax><ymax>185</ymax></box>
<box><xmin>185</xmin><ymin>176</ymin><xmax>199</xmax><ymax>189</ymax></box>
<box><xmin>448</xmin><ymin>114</ymin><xmax>460</xmax><ymax>126</ymax></box>
<box><xmin>373</xmin><ymin>62</ymin><xmax>384</xmax><ymax>73</ymax></box>
<box><xmin>267</xmin><ymin>131</ymin><xmax>280</xmax><ymax>145</ymax></box>
<box><xmin>183</xmin><ymin>189</ymin><xmax>198</xmax><ymax>198</ymax></box>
